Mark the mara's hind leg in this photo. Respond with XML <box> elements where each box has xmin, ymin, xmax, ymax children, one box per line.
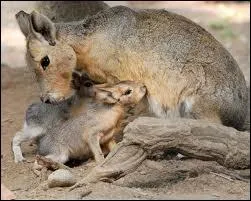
<box><xmin>180</xmin><ymin>97</ymin><xmax>222</xmax><ymax>124</ymax></box>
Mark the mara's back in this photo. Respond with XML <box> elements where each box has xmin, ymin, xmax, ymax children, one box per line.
<box><xmin>85</xmin><ymin>6</ymin><xmax>247</xmax><ymax>129</ymax></box>
<box><xmin>17</xmin><ymin>6</ymin><xmax>248</xmax><ymax>130</ymax></box>
<box><xmin>35</xmin><ymin>1</ymin><xmax>109</xmax><ymax>23</ymax></box>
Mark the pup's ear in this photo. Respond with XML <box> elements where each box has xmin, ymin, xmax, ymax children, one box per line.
<box><xmin>103</xmin><ymin>95</ymin><xmax>118</xmax><ymax>104</ymax></box>
<box><xmin>95</xmin><ymin>90</ymin><xmax>118</xmax><ymax>104</ymax></box>
<box><xmin>15</xmin><ymin>11</ymin><xmax>31</xmax><ymax>37</ymax></box>
<box><xmin>30</xmin><ymin>10</ymin><xmax>56</xmax><ymax>46</ymax></box>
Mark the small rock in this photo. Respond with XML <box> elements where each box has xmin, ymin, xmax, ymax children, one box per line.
<box><xmin>48</xmin><ymin>169</ymin><xmax>76</xmax><ymax>188</ymax></box>
<box><xmin>176</xmin><ymin>153</ymin><xmax>185</xmax><ymax>159</ymax></box>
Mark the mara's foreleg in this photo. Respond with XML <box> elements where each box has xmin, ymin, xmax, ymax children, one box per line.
<box><xmin>85</xmin><ymin>125</ymin><xmax>120</xmax><ymax>163</ymax></box>
<box><xmin>85</xmin><ymin>128</ymin><xmax>105</xmax><ymax>164</ymax></box>
<box><xmin>100</xmin><ymin>128</ymin><xmax>118</xmax><ymax>154</ymax></box>
<box><xmin>101</xmin><ymin>128</ymin><xmax>118</xmax><ymax>156</ymax></box>
<box><xmin>12</xmin><ymin>122</ymin><xmax>44</xmax><ymax>163</ymax></box>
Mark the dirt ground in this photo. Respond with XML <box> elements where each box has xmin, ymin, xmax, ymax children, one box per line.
<box><xmin>1</xmin><ymin>1</ymin><xmax>250</xmax><ymax>200</ymax></box>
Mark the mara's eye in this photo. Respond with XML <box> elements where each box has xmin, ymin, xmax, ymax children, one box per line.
<box><xmin>40</xmin><ymin>56</ymin><xmax>50</xmax><ymax>70</ymax></box>
<box><xmin>84</xmin><ymin>81</ymin><xmax>93</xmax><ymax>87</ymax></box>
<box><xmin>124</xmin><ymin>89</ymin><xmax>132</xmax><ymax>95</ymax></box>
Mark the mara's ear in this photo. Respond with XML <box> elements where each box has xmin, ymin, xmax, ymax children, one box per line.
<box><xmin>15</xmin><ymin>11</ymin><xmax>31</xmax><ymax>37</ymax></box>
<box><xmin>15</xmin><ymin>10</ymin><xmax>56</xmax><ymax>46</ymax></box>
<box><xmin>30</xmin><ymin>10</ymin><xmax>56</xmax><ymax>46</ymax></box>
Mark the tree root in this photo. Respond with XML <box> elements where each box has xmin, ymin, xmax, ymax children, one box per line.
<box><xmin>70</xmin><ymin>117</ymin><xmax>250</xmax><ymax>190</ymax></box>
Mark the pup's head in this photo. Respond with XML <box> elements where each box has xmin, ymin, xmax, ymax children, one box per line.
<box><xmin>16</xmin><ymin>10</ymin><xmax>77</xmax><ymax>104</ymax></box>
<box><xmin>71</xmin><ymin>72</ymin><xmax>146</xmax><ymax>105</ymax></box>
<box><xmin>90</xmin><ymin>81</ymin><xmax>147</xmax><ymax>106</ymax></box>
<box><xmin>71</xmin><ymin>71</ymin><xmax>97</xmax><ymax>97</ymax></box>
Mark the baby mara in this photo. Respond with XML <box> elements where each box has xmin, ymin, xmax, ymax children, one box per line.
<box><xmin>12</xmin><ymin>72</ymin><xmax>92</xmax><ymax>163</ymax></box>
<box><xmin>12</xmin><ymin>75</ymin><xmax>146</xmax><ymax>165</ymax></box>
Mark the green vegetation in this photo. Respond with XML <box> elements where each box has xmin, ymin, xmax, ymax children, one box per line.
<box><xmin>209</xmin><ymin>19</ymin><xmax>236</xmax><ymax>39</ymax></box>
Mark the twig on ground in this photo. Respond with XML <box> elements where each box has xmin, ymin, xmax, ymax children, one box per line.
<box><xmin>210</xmin><ymin>172</ymin><xmax>233</xmax><ymax>181</ymax></box>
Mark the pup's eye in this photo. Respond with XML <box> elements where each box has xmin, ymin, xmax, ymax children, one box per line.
<box><xmin>40</xmin><ymin>56</ymin><xmax>50</xmax><ymax>70</ymax></box>
<box><xmin>84</xmin><ymin>81</ymin><xmax>93</xmax><ymax>87</ymax></box>
<box><xmin>124</xmin><ymin>89</ymin><xmax>132</xmax><ymax>95</ymax></box>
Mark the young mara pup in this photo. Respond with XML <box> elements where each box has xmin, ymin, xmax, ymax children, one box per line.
<box><xmin>13</xmin><ymin>78</ymin><xmax>146</xmax><ymax>164</ymax></box>
<box><xmin>12</xmin><ymin>72</ymin><xmax>94</xmax><ymax>163</ymax></box>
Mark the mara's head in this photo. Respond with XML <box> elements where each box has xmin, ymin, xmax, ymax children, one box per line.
<box><xmin>90</xmin><ymin>81</ymin><xmax>147</xmax><ymax>106</ymax></box>
<box><xmin>16</xmin><ymin>10</ymin><xmax>77</xmax><ymax>104</ymax></box>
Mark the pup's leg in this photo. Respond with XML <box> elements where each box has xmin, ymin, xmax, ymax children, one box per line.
<box><xmin>100</xmin><ymin>128</ymin><xmax>118</xmax><ymax>152</ymax></box>
<box><xmin>44</xmin><ymin>152</ymin><xmax>69</xmax><ymax>164</ymax></box>
<box><xmin>87</xmin><ymin>130</ymin><xmax>105</xmax><ymax>164</ymax></box>
<box><xmin>12</xmin><ymin>129</ymin><xmax>27</xmax><ymax>163</ymax></box>
<box><xmin>34</xmin><ymin>154</ymin><xmax>70</xmax><ymax>171</ymax></box>
<box><xmin>12</xmin><ymin>122</ymin><xmax>44</xmax><ymax>163</ymax></box>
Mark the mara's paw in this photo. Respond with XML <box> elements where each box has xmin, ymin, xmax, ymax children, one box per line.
<box><xmin>14</xmin><ymin>155</ymin><xmax>26</xmax><ymax>163</ymax></box>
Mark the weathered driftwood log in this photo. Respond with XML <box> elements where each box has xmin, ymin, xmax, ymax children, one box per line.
<box><xmin>113</xmin><ymin>159</ymin><xmax>250</xmax><ymax>188</ymax></box>
<box><xmin>70</xmin><ymin>117</ymin><xmax>250</xmax><ymax>190</ymax></box>
<box><xmin>123</xmin><ymin>117</ymin><xmax>250</xmax><ymax>169</ymax></box>
<box><xmin>241</xmin><ymin>86</ymin><xmax>250</xmax><ymax>131</ymax></box>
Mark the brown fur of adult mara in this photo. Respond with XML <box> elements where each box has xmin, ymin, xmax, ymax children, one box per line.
<box><xmin>16</xmin><ymin>6</ymin><xmax>248</xmax><ymax>130</ymax></box>
<box><xmin>35</xmin><ymin>1</ymin><xmax>110</xmax><ymax>23</ymax></box>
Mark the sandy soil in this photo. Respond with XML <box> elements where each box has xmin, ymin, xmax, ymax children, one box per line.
<box><xmin>1</xmin><ymin>1</ymin><xmax>250</xmax><ymax>200</ymax></box>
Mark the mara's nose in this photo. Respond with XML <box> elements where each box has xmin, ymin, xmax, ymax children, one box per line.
<box><xmin>40</xmin><ymin>96</ymin><xmax>51</xmax><ymax>104</ymax></box>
